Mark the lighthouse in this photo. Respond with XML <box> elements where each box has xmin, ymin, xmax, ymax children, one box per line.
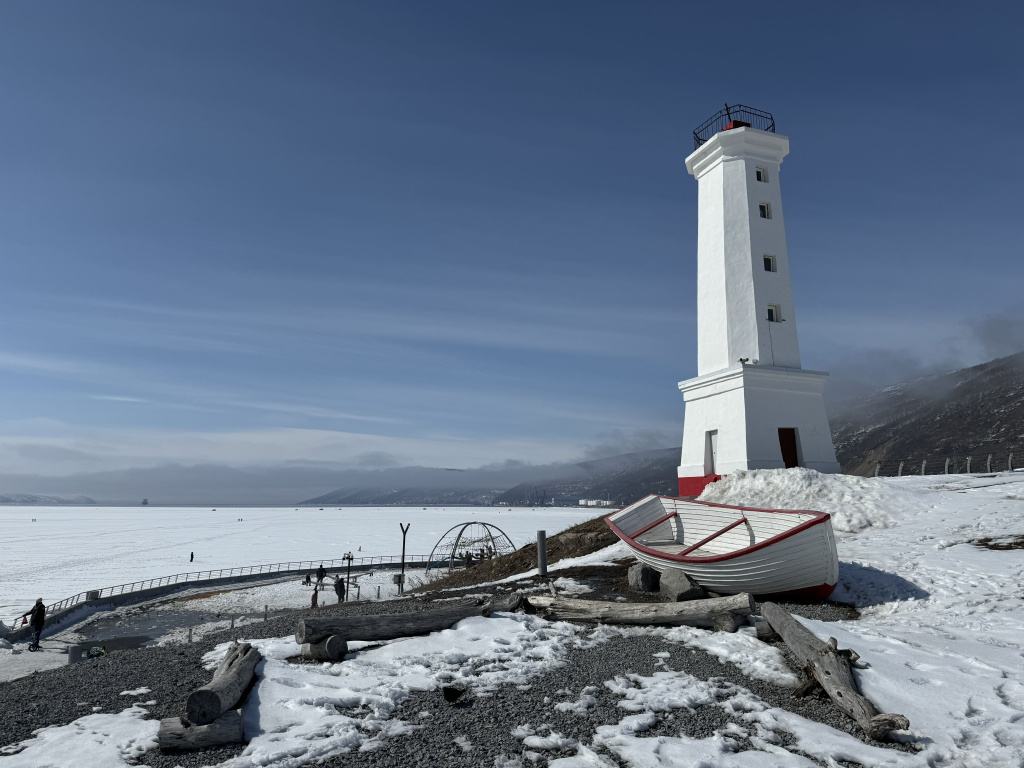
<box><xmin>677</xmin><ymin>105</ymin><xmax>840</xmax><ymax>496</ymax></box>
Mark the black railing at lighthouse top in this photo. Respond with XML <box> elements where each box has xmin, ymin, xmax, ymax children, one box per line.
<box><xmin>693</xmin><ymin>104</ymin><xmax>776</xmax><ymax>150</ymax></box>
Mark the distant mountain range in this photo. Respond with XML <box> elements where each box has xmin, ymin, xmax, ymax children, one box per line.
<box><xmin>2</xmin><ymin>352</ymin><xmax>1020</xmax><ymax>506</ymax></box>
<box><xmin>0</xmin><ymin>493</ymin><xmax>96</xmax><ymax>505</ymax></box>
<box><xmin>830</xmin><ymin>351</ymin><xmax>1024</xmax><ymax>475</ymax></box>
<box><xmin>300</xmin><ymin>448</ymin><xmax>679</xmax><ymax>507</ymax></box>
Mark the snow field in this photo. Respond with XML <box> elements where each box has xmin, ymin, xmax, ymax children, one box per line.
<box><xmin>0</xmin><ymin>505</ymin><xmax>595</xmax><ymax>615</ymax></box>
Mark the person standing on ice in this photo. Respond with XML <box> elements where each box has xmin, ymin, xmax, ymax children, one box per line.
<box><xmin>316</xmin><ymin>563</ymin><xmax>326</xmax><ymax>587</ymax></box>
<box><xmin>20</xmin><ymin>598</ymin><xmax>45</xmax><ymax>649</ymax></box>
<box><xmin>310</xmin><ymin>587</ymin><xmax>318</xmax><ymax>609</ymax></box>
<box><xmin>333</xmin><ymin>575</ymin><xmax>345</xmax><ymax>604</ymax></box>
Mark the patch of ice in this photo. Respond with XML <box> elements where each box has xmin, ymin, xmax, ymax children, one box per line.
<box><xmin>0</xmin><ymin>704</ymin><xmax>158</xmax><ymax>767</ymax></box>
<box><xmin>551</xmin><ymin>578</ymin><xmax>594</xmax><ymax>596</ymax></box>
<box><xmin>523</xmin><ymin>730</ymin><xmax>577</xmax><ymax>751</ymax></box>
<box><xmin>661</xmin><ymin>625</ymin><xmax>799</xmax><ymax>687</ymax></box>
<box><xmin>554</xmin><ymin>686</ymin><xmax>599</xmax><ymax>714</ymax></box>
<box><xmin>698</xmin><ymin>467</ymin><xmax>921</xmax><ymax>532</ymax></box>
<box><xmin>547</xmin><ymin>744</ymin><xmax>618</xmax><ymax>767</ymax></box>
<box><xmin>118</xmin><ymin>687</ymin><xmax>151</xmax><ymax>696</ymax></box>
<box><xmin>454</xmin><ymin>735</ymin><xmax>473</xmax><ymax>752</ymax></box>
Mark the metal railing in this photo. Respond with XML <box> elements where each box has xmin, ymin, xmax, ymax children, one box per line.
<box><xmin>7</xmin><ymin>554</ymin><xmax>429</xmax><ymax>628</ymax></box>
<box><xmin>864</xmin><ymin>452</ymin><xmax>1019</xmax><ymax>478</ymax></box>
<box><xmin>693</xmin><ymin>103</ymin><xmax>775</xmax><ymax>150</ymax></box>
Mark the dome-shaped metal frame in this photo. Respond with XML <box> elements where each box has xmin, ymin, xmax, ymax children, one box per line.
<box><xmin>427</xmin><ymin>521</ymin><xmax>516</xmax><ymax>573</ymax></box>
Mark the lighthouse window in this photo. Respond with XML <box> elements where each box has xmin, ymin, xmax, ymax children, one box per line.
<box><xmin>767</xmin><ymin>304</ymin><xmax>781</xmax><ymax>322</ymax></box>
<box><xmin>763</xmin><ymin>255</ymin><xmax>776</xmax><ymax>272</ymax></box>
<box><xmin>758</xmin><ymin>202</ymin><xmax>772</xmax><ymax>219</ymax></box>
<box><xmin>756</xmin><ymin>167</ymin><xmax>768</xmax><ymax>183</ymax></box>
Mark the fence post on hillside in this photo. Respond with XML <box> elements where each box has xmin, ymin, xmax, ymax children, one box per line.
<box><xmin>921</xmin><ymin>460</ymin><xmax>927</xmax><ymax>476</ymax></box>
<box><xmin>537</xmin><ymin>531</ymin><xmax>548</xmax><ymax>577</ymax></box>
<box><xmin>874</xmin><ymin>462</ymin><xmax>880</xmax><ymax>477</ymax></box>
<box><xmin>945</xmin><ymin>457</ymin><xmax>950</xmax><ymax>474</ymax></box>
<box><xmin>1010</xmin><ymin>453</ymin><xmax>1014</xmax><ymax>472</ymax></box>
<box><xmin>967</xmin><ymin>456</ymin><xmax>972</xmax><ymax>473</ymax></box>
<box><xmin>264</xmin><ymin>605</ymin><xmax>268</xmax><ymax>622</ymax></box>
<box><xmin>897</xmin><ymin>461</ymin><xmax>904</xmax><ymax>477</ymax></box>
<box><xmin>987</xmin><ymin>454</ymin><xmax>992</xmax><ymax>473</ymax></box>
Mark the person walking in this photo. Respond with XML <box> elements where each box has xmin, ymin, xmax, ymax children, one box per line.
<box><xmin>333</xmin><ymin>575</ymin><xmax>346</xmax><ymax>604</ymax></box>
<box><xmin>310</xmin><ymin>587</ymin><xmax>318</xmax><ymax>609</ymax></box>
<box><xmin>316</xmin><ymin>563</ymin><xmax>326</xmax><ymax>587</ymax></box>
<box><xmin>190</xmin><ymin>552</ymin><xmax>194</xmax><ymax>562</ymax></box>
<box><xmin>20</xmin><ymin>598</ymin><xmax>45</xmax><ymax>650</ymax></box>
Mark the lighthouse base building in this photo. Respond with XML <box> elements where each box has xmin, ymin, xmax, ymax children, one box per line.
<box><xmin>677</xmin><ymin>106</ymin><xmax>839</xmax><ymax>497</ymax></box>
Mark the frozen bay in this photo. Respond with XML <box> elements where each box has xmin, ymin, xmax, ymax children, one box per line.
<box><xmin>0</xmin><ymin>505</ymin><xmax>595</xmax><ymax>617</ymax></box>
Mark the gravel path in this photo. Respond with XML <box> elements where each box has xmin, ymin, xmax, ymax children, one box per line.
<box><xmin>0</xmin><ymin>577</ymin><xmax>889</xmax><ymax>767</ymax></box>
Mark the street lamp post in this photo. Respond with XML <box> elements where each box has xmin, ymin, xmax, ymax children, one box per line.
<box><xmin>399</xmin><ymin>523</ymin><xmax>410</xmax><ymax>595</ymax></box>
<box><xmin>343</xmin><ymin>552</ymin><xmax>353</xmax><ymax>602</ymax></box>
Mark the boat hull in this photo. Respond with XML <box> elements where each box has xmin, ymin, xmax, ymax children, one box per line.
<box><xmin>607</xmin><ymin>495</ymin><xmax>838</xmax><ymax>600</ymax></box>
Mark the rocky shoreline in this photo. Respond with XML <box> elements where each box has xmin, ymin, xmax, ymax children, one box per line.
<box><xmin>0</xmin><ymin>570</ymin><xmax>906</xmax><ymax>767</ymax></box>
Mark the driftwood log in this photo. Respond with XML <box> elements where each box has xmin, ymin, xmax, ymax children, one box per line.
<box><xmin>158</xmin><ymin>710</ymin><xmax>244</xmax><ymax>752</ymax></box>
<box><xmin>526</xmin><ymin>593</ymin><xmax>755</xmax><ymax>631</ymax></box>
<box><xmin>301</xmin><ymin>635</ymin><xmax>348</xmax><ymax>661</ymax></box>
<box><xmin>296</xmin><ymin>594</ymin><xmax>524</xmax><ymax>646</ymax></box>
<box><xmin>760</xmin><ymin>602</ymin><xmax>909</xmax><ymax>741</ymax></box>
<box><xmin>185</xmin><ymin>641</ymin><xmax>262</xmax><ymax>726</ymax></box>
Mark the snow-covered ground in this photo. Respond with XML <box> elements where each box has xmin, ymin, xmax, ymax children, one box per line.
<box><xmin>5</xmin><ymin>472</ymin><xmax>1024</xmax><ymax>767</ymax></box>
<box><xmin>0</xmin><ymin>505</ymin><xmax>594</xmax><ymax>617</ymax></box>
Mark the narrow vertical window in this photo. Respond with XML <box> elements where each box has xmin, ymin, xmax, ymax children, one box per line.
<box><xmin>763</xmin><ymin>254</ymin><xmax>776</xmax><ymax>272</ymax></box>
<box><xmin>767</xmin><ymin>304</ymin><xmax>781</xmax><ymax>322</ymax></box>
<box><xmin>756</xmin><ymin>167</ymin><xmax>768</xmax><ymax>183</ymax></box>
<box><xmin>758</xmin><ymin>202</ymin><xmax>772</xmax><ymax>219</ymax></box>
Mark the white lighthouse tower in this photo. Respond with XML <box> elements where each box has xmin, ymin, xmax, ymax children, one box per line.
<box><xmin>677</xmin><ymin>105</ymin><xmax>839</xmax><ymax>496</ymax></box>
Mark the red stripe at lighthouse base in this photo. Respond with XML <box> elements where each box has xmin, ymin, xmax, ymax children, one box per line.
<box><xmin>678</xmin><ymin>474</ymin><xmax>722</xmax><ymax>497</ymax></box>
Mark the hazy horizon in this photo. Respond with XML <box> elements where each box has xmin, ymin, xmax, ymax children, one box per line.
<box><xmin>1</xmin><ymin>3</ymin><xmax>1021</xmax><ymax>499</ymax></box>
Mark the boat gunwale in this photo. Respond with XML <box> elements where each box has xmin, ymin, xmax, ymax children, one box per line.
<box><xmin>606</xmin><ymin>494</ymin><xmax>831</xmax><ymax>564</ymax></box>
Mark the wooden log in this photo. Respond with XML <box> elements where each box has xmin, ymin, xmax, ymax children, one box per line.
<box><xmin>301</xmin><ymin>635</ymin><xmax>348</xmax><ymax>661</ymax></box>
<box><xmin>760</xmin><ymin>602</ymin><xmax>909</xmax><ymax>741</ymax></box>
<box><xmin>525</xmin><ymin>593</ymin><xmax>754</xmax><ymax>631</ymax></box>
<box><xmin>158</xmin><ymin>710</ymin><xmax>244</xmax><ymax>752</ymax></box>
<box><xmin>295</xmin><ymin>594</ymin><xmax>524</xmax><ymax>645</ymax></box>
<box><xmin>185</xmin><ymin>641</ymin><xmax>262</xmax><ymax>726</ymax></box>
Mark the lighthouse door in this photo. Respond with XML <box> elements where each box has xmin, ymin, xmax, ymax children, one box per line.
<box><xmin>778</xmin><ymin>428</ymin><xmax>800</xmax><ymax>469</ymax></box>
<box><xmin>704</xmin><ymin>430</ymin><xmax>718</xmax><ymax>475</ymax></box>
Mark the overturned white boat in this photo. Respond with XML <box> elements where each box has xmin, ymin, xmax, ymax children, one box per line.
<box><xmin>607</xmin><ymin>494</ymin><xmax>838</xmax><ymax>600</ymax></box>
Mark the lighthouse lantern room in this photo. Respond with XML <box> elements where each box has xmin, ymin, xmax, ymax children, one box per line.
<box><xmin>677</xmin><ymin>105</ymin><xmax>840</xmax><ymax>496</ymax></box>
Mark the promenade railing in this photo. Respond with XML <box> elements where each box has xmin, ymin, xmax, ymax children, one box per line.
<box><xmin>7</xmin><ymin>554</ymin><xmax>429</xmax><ymax>628</ymax></box>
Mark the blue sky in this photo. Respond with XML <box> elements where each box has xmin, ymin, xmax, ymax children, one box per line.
<box><xmin>0</xmin><ymin>2</ymin><xmax>1021</xmax><ymax>483</ymax></box>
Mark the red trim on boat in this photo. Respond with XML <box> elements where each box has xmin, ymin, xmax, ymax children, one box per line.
<box><xmin>605</xmin><ymin>495</ymin><xmax>831</xmax><ymax>564</ymax></box>
<box><xmin>678</xmin><ymin>516</ymin><xmax>748</xmax><ymax>556</ymax></box>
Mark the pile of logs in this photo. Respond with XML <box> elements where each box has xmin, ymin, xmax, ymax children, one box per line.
<box><xmin>294</xmin><ymin>594</ymin><xmax>525</xmax><ymax>661</ymax></box>
<box><xmin>157</xmin><ymin>641</ymin><xmax>262</xmax><ymax>752</ymax></box>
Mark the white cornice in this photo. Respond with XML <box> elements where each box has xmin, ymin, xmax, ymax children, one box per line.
<box><xmin>685</xmin><ymin>128</ymin><xmax>790</xmax><ymax>178</ymax></box>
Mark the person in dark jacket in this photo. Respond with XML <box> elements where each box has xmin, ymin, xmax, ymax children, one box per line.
<box><xmin>21</xmin><ymin>598</ymin><xmax>45</xmax><ymax>648</ymax></box>
<box><xmin>316</xmin><ymin>564</ymin><xmax>327</xmax><ymax>586</ymax></box>
<box><xmin>333</xmin><ymin>576</ymin><xmax>346</xmax><ymax>604</ymax></box>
